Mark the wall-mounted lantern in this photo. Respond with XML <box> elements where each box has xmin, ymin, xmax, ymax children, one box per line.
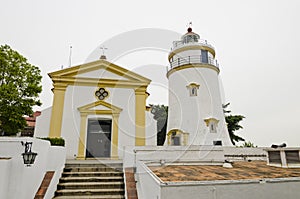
<box><xmin>21</xmin><ymin>141</ymin><xmax>37</xmax><ymax>166</ymax></box>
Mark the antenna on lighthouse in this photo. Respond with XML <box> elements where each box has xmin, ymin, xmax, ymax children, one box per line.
<box><xmin>186</xmin><ymin>22</ymin><xmax>193</xmax><ymax>28</ymax></box>
<box><xmin>186</xmin><ymin>22</ymin><xmax>193</xmax><ymax>32</ymax></box>
<box><xmin>68</xmin><ymin>46</ymin><xmax>72</xmax><ymax>67</ymax></box>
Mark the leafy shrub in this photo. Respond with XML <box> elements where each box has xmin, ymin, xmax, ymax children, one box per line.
<box><xmin>39</xmin><ymin>137</ymin><xmax>65</xmax><ymax>146</ymax></box>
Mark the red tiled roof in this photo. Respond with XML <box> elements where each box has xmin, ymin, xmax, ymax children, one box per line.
<box><xmin>24</xmin><ymin>111</ymin><xmax>41</xmax><ymax>127</ymax></box>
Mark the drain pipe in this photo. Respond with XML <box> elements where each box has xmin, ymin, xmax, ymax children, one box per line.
<box><xmin>134</xmin><ymin>149</ymin><xmax>137</xmax><ymax>173</ymax></box>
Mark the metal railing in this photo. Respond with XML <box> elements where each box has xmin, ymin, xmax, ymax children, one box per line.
<box><xmin>169</xmin><ymin>55</ymin><xmax>219</xmax><ymax>69</ymax></box>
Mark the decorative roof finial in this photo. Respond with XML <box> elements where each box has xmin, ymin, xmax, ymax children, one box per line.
<box><xmin>68</xmin><ymin>46</ymin><xmax>72</xmax><ymax>67</ymax></box>
<box><xmin>99</xmin><ymin>46</ymin><xmax>108</xmax><ymax>60</ymax></box>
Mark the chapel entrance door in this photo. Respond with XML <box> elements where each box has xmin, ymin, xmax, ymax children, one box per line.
<box><xmin>86</xmin><ymin>119</ymin><xmax>112</xmax><ymax>158</ymax></box>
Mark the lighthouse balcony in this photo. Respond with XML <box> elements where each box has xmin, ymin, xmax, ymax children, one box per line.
<box><xmin>172</xmin><ymin>39</ymin><xmax>215</xmax><ymax>51</ymax></box>
<box><xmin>169</xmin><ymin>55</ymin><xmax>219</xmax><ymax>69</ymax></box>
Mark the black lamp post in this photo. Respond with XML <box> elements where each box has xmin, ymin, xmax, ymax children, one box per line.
<box><xmin>21</xmin><ymin>141</ymin><xmax>37</xmax><ymax>166</ymax></box>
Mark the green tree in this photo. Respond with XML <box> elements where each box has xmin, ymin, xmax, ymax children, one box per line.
<box><xmin>150</xmin><ymin>104</ymin><xmax>168</xmax><ymax>145</ymax></box>
<box><xmin>0</xmin><ymin>45</ymin><xmax>42</xmax><ymax>135</ymax></box>
<box><xmin>223</xmin><ymin>103</ymin><xmax>245</xmax><ymax>145</ymax></box>
<box><xmin>242</xmin><ymin>141</ymin><xmax>257</xmax><ymax>148</ymax></box>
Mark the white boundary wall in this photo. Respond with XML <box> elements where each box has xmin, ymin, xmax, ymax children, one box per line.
<box><xmin>0</xmin><ymin>157</ymin><xmax>11</xmax><ymax>199</ymax></box>
<box><xmin>136</xmin><ymin>161</ymin><xmax>162</xmax><ymax>199</ymax></box>
<box><xmin>160</xmin><ymin>178</ymin><xmax>300</xmax><ymax>199</ymax></box>
<box><xmin>44</xmin><ymin>146</ymin><xmax>66</xmax><ymax>199</ymax></box>
<box><xmin>0</xmin><ymin>137</ymin><xmax>66</xmax><ymax>199</ymax></box>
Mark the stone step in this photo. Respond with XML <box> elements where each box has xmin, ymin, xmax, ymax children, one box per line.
<box><xmin>65</xmin><ymin>163</ymin><xmax>123</xmax><ymax>168</ymax></box>
<box><xmin>57</xmin><ymin>182</ymin><xmax>124</xmax><ymax>190</ymax></box>
<box><xmin>55</xmin><ymin>188</ymin><xmax>125</xmax><ymax>196</ymax></box>
<box><xmin>62</xmin><ymin>171</ymin><xmax>123</xmax><ymax>177</ymax></box>
<box><xmin>64</xmin><ymin>167</ymin><xmax>121</xmax><ymax>172</ymax></box>
<box><xmin>60</xmin><ymin>176</ymin><xmax>124</xmax><ymax>183</ymax></box>
<box><xmin>54</xmin><ymin>162</ymin><xmax>125</xmax><ymax>198</ymax></box>
<box><xmin>53</xmin><ymin>195</ymin><xmax>125</xmax><ymax>199</ymax></box>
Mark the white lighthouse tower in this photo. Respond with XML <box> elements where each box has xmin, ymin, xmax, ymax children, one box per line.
<box><xmin>166</xmin><ymin>27</ymin><xmax>232</xmax><ymax>146</ymax></box>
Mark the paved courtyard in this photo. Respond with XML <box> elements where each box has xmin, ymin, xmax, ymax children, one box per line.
<box><xmin>150</xmin><ymin>161</ymin><xmax>300</xmax><ymax>182</ymax></box>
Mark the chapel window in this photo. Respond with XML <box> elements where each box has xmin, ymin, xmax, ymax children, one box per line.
<box><xmin>95</xmin><ymin>88</ymin><xmax>109</xmax><ymax>100</ymax></box>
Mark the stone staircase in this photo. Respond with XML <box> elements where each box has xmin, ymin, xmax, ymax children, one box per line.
<box><xmin>53</xmin><ymin>161</ymin><xmax>125</xmax><ymax>199</ymax></box>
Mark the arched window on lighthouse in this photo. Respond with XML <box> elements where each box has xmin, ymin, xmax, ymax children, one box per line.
<box><xmin>204</xmin><ymin>118</ymin><xmax>219</xmax><ymax>133</ymax></box>
<box><xmin>167</xmin><ymin>129</ymin><xmax>189</xmax><ymax>146</ymax></box>
<box><xmin>186</xmin><ymin>83</ymin><xmax>200</xmax><ymax>97</ymax></box>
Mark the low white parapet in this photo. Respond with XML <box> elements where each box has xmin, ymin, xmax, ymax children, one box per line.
<box><xmin>123</xmin><ymin>145</ymin><xmax>225</xmax><ymax>169</ymax></box>
<box><xmin>44</xmin><ymin>146</ymin><xmax>66</xmax><ymax>199</ymax></box>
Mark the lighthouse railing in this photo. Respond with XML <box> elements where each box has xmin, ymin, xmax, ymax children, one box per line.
<box><xmin>169</xmin><ymin>55</ymin><xmax>219</xmax><ymax>69</ymax></box>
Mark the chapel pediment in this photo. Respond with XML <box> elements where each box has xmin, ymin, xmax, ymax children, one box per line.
<box><xmin>48</xmin><ymin>59</ymin><xmax>151</xmax><ymax>87</ymax></box>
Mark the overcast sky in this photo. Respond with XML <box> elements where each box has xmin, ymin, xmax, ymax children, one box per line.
<box><xmin>1</xmin><ymin>0</ymin><xmax>300</xmax><ymax>147</ymax></box>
